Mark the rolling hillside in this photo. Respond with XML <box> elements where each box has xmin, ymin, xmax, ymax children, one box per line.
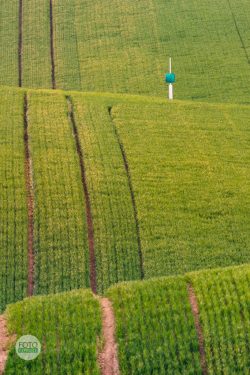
<box><xmin>0</xmin><ymin>0</ymin><xmax>249</xmax><ymax>373</ymax></box>
<box><xmin>0</xmin><ymin>0</ymin><xmax>250</xmax><ymax>102</ymax></box>
<box><xmin>0</xmin><ymin>86</ymin><xmax>249</xmax><ymax>312</ymax></box>
<box><xmin>1</xmin><ymin>265</ymin><xmax>249</xmax><ymax>374</ymax></box>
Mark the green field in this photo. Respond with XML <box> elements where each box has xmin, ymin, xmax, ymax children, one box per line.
<box><xmin>5</xmin><ymin>289</ymin><xmax>101</xmax><ymax>374</ymax></box>
<box><xmin>2</xmin><ymin>265</ymin><xmax>249</xmax><ymax>374</ymax></box>
<box><xmin>108</xmin><ymin>265</ymin><xmax>250</xmax><ymax>375</ymax></box>
<box><xmin>0</xmin><ymin>88</ymin><xmax>27</xmax><ymax>312</ymax></box>
<box><xmin>0</xmin><ymin>0</ymin><xmax>250</xmax><ymax>373</ymax></box>
<box><xmin>0</xmin><ymin>0</ymin><xmax>250</xmax><ymax>102</ymax></box>
<box><xmin>0</xmin><ymin>86</ymin><xmax>249</xmax><ymax>311</ymax></box>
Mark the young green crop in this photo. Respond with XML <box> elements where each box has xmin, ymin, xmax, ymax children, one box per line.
<box><xmin>107</xmin><ymin>277</ymin><xmax>202</xmax><ymax>374</ymax></box>
<box><xmin>0</xmin><ymin>0</ymin><xmax>19</xmax><ymax>86</ymax></box>
<box><xmin>27</xmin><ymin>90</ymin><xmax>89</xmax><ymax>295</ymax></box>
<box><xmin>189</xmin><ymin>265</ymin><xmax>250</xmax><ymax>374</ymax></box>
<box><xmin>0</xmin><ymin>87</ymin><xmax>27</xmax><ymax>313</ymax></box>
<box><xmin>72</xmin><ymin>96</ymin><xmax>142</xmax><ymax>293</ymax></box>
<box><xmin>112</xmin><ymin>100</ymin><xmax>250</xmax><ymax>279</ymax></box>
<box><xmin>1</xmin><ymin>0</ymin><xmax>250</xmax><ymax>102</ymax></box>
<box><xmin>5</xmin><ymin>289</ymin><xmax>101</xmax><ymax>374</ymax></box>
<box><xmin>22</xmin><ymin>0</ymin><xmax>51</xmax><ymax>88</ymax></box>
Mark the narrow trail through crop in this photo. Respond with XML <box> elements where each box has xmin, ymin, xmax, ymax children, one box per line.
<box><xmin>226</xmin><ymin>0</ymin><xmax>250</xmax><ymax>64</ymax></box>
<box><xmin>188</xmin><ymin>284</ymin><xmax>208</xmax><ymax>375</ymax></box>
<box><xmin>49</xmin><ymin>0</ymin><xmax>56</xmax><ymax>89</ymax></box>
<box><xmin>18</xmin><ymin>0</ymin><xmax>23</xmax><ymax>86</ymax></box>
<box><xmin>0</xmin><ymin>316</ymin><xmax>15</xmax><ymax>375</ymax></box>
<box><xmin>98</xmin><ymin>298</ymin><xmax>120</xmax><ymax>375</ymax></box>
<box><xmin>24</xmin><ymin>94</ymin><xmax>35</xmax><ymax>297</ymax></box>
<box><xmin>108</xmin><ymin>107</ymin><xmax>144</xmax><ymax>279</ymax></box>
<box><xmin>66</xmin><ymin>96</ymin><xmax>97</xmax><ymax>293</ymax></box>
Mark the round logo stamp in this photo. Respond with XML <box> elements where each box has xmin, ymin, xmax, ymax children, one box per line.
<box><xmin>15</xmin><ymin>335</ymin><xmax>41</xmax><ymax>361</ymax></box>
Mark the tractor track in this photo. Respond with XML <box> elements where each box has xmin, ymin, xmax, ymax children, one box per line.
<box><xmin>0</xmin><ymin>315</ymin><xmax>16</xmax><ymax>374</ymax></box>
<box><xmin>49</xmin><ymin>0</ymin><xmax>56</xmax><ymax>89</ymax></box>
<box><xmin>188</xmin><ymin>284</ymin><xmax>208</xmax><ymax>375</ymax></box>
<box><xmin>18</xmin><ymin>0</ymin><xmax>23</xmax><ymax>86</ymax></box>
<box><xmin>66</xmin><ymin>96</ymin><xmax>97</xmax><ymax>293</ymax></box>
<box><xmin>108</xmin><ymin>106</ymin><xmax>144</xmax><ymax>280</ymax></box>
<box><xmin>24</xmin><ymin>94</ymin><xmax>35</xmax><ymax>297</ymax></box>
<box><xmin>226</xmin><ymin>0</ymin><xmax>250</xmax><ymax>64</ymax></box>
<box><xmin>98</xmin><ymin>298</ymin><xmax>120</xmax><ymax>375</ymax></box>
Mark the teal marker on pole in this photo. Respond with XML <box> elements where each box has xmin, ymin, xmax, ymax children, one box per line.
<box><xmin>165</xmin><ymin>57</ymin><xmax>175</xmax><ymax>100</ymax></box>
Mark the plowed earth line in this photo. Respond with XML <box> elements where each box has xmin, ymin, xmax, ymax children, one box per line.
<box><xmin>66</xmin><ymin>96</ymin><xmax>97</xmax><ymax>293</ymax></box>
<box><xmin>108</xmin><ymin>107</ymin><xmax>144</xmax><ymax>279</ymax></box>
<box><xmin>18</xmin><ymin>0</ymin><xmax>23</xmax><ymax>87</ymax></box>
<box><xmin>188</xmin><ymin>284</ymin><xmax>208</xmax><ymax>375</ymax></box>
<box><xmin>98</xmin><ymin>298</ymin><xmax>120</xmax><ymax>375</ymax></box>
<box><xmin>50</xmin><ymin>0</ymin><xmax>56</xmax><ymax>88</ymax></box>
<box><xmin>24</xmin><ymin>94</ymin><xmax>35</xmax><ymax>297</ymax></box>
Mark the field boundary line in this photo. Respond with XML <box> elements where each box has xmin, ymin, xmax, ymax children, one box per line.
<box><xmin>98</xmin><ymin>297</ymin><xmax>120</xmax><ymax>375</ymax></box>
<box><xmin>188</xmin><ymin>284</ymin><xmax>208</xmax><ymax>375</ymax></box>
<box><xmin>66</xmin><ymin>96</ymin><xmax>97</xmax><ymax>293</ymax></box>
<box><xmin>24</xmin><ymin>94</ymin><xmax>35</xmax><ymax>297</ymax></box>
<box><xmin>49</xmin><ymin>0</ymin><xmax>56</xmax><ymax>89</ymax></box>
<box><xmin>18</xmin><ymin>0</ymin><xmax>23</xmax><ymax>86</ymax></box>
<box><xmin>108</xmin><ymin>106</ymin><xmax>144</xmax><ymax>279</ymax></box>
<box><xmin>226</xmin><ymin>0</ymin><xmax>250</xmax><ymax>64</ymax></box>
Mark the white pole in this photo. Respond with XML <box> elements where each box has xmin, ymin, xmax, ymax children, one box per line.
<box><xmin>168</xmin><ymin>57</ymin><xmax>173</xmax><ymax>100</ymax></box>
<box><xmin>169</xmin><ymin>83</ymin><xmax>173</xmax><ymax>100</ymax></box>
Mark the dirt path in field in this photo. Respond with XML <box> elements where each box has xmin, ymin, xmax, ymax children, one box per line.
<box><xmin>188</xmin><ymin>284</ymin><xmax>208</xmax><ymax>375</ymax></box>
<box><xmin>66</xmin><ymin>97</ymin><xmax>97</xmax><ymax>293</ymax></box>
<box><xmin>49</xmin><ymin>0</ymin><xmax>56</xmax><ymax>89</ymax></box>
<box><xmin>24</xmin><ymin>94</ymin><xmax>35</xmax><ymax>297</ymax></box>
<box><xmin>98</xmin><ymin>298</ymin><xmax>120</xmax><ymax>375</ymax></box>
<box><xmin>18</xmin><ymin>0</ymin><xmax>23</xmax><ymax>87</ymax></box>
<box><xmin>0</xmin><ymin>316</ymin><xmax>16</xmax><ymax>374</ymax></box>
<box><xmin>108</xmin><ymin>107</ymin><xmax>144</xmax><ymax>279</ymax></box>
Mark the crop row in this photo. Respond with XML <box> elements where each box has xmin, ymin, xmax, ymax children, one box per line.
<box><xmin>0</xmin><ymin>88</ymin><xmax>27</xmax><ymax>313</ymax></box>
<box><xmin>72</xmin><ymin>95</ymin><xmax>142</xmax><ymax>292</ymax></box>
<box><xmin>27</xmin><ymin>91</ymin><xmax>89</xmax><ymax>295</ymax></box>
<box><xmin>190</xmin><ymin>265</ymin><xmax>250</xmax><ymax>374</ymax></box>
<box><xmin>5</xmin><ymin>289</ymin><xmax>101</xmax><ymax>374</ymax></box>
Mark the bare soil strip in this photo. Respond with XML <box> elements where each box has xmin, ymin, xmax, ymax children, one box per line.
<box><xmin>66</xmin><ymin>96</ymin><xmax>97</xmax><ymax>293</ymax></box>
<box><xmin>0</xmin><ymin>316</ymin><xmax>15</xmax><ymax>374</ymax></box>
<box><xmin>49</xmin><ymin>0</ymin><xmax>56</xmax><ymax>89</ymax></box>
<box><xmin>188</xmin><ymin>284</ymin><xmax>208</xmax><ymax>375</ymax></box>
<box><xmin>24</xmin><ymin>94</ymin><xmax>35</xmax><ymax>297</ymax></box>
<box><xmin>108</xmin><ymin>107</ymin><xmax>144</xmax><ymax>279</ymax></box>
<box><xmin>18</xmin><ymin>0</ymin><xmax>23</xmax><ymax>87</ymax></box>
<box><xmin>227</xmin><ymin>0</ymin><xmax>250</xmax><ymax>64</ymax></box>
<box><xmin>98</xmin><ymin>298</ymin><xmax>120</xmax><ymax>375</ymax></box>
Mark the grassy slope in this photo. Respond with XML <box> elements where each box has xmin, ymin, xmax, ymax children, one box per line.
<box><xmin>4</xmin><ymin>289</ymin><xmax>101</xmax><ymax>374</ymax></box>
<box><xmin>0</xmin><ymin>0</ymin><xmax>250</xmax><ymax>102</ymax></box>
<box><xmin>0</xmin><ymin>88</ymin><xmax>27</xmax><ymax>313</ymax></box>
<box><xmin>0</xmin><ymin>86</ymin><xmax>249</xmax><ymax>306</ymax></box>
<box><xmin>111</xmin><ymin>99</ymin><xmax>250</xmax><ymax>278</ymax></box>
<box><xmin>108</xmin><ymin>264</ymin><xmax>250</xmax><ymax>375</ymax></box>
